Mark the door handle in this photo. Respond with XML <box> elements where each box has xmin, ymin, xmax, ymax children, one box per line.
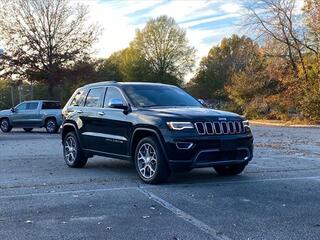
<box><xmin>98</xmin><ymin>112</ymin><xmax>105</xmax><ymax>116</ymax></box>
<box><xmin>77</xmin><ymin>110</ymin><xmax>83</xmax><ymax>113</ymax></box>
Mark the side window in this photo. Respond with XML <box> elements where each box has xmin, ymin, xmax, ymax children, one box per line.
<box><xmin>26</xmin><ymin>102</ymin><xmax>39</xmax><ymax>110</ymax></box>
<box><xmin>70</xmin><ymin>91</ymin><xmax>86</xmax><ymax>107</ymax></box>
<box><xmin>42</xmin><ymin>102</ymin><xmax>61</xmax><ymax>109</ymax></box>
<box><xmin>104</xmin><ymin>87</ymin><xmax>125</xmax><ymax>108</ymax></box>
<box><xmin>84</xmin><ymin>88</ymin><xmax>105</xmax><ymax>108</ymax></box>
<box><xmin>15</xmin><ymin>103</ymin><xmax>27</xmax><ymax>111</ymax></box>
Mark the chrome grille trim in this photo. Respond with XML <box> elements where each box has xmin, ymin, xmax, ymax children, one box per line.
<box><xmin>195</xmin><ymin>122</ymin><xmax>206</xmax><ymax>135</ymax></box>
<box><xmin>194</xmin><ymin>121</ymin><xmax>244</xmax><ymax>135</ymax></box>
<box><xmin>235</xmin><ymin>121</ymin><xmax>241</xmax><ymax>133</ymax></box>
<box><xmin>221</xmin><ymin>121</ymin><xmax>228</xmax><ymax>134</ymax></box>
<box><xmin>213</xmin><ymin>122</ymin><xmax>222</xmax><ymax>134</ymax></box>
<box><xmin>228</xmin><ymin>121</ymin><xmax>235</xmax><ymax>134</ymax></box>
<box><xmin>205</xmin><ymin>122</ymin><xmax>214</xmax><ymax>135</ymax></box>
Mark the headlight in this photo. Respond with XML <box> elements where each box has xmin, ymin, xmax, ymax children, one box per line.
<box><xmin>167</xmin><ymin>122</ymin><xmax>194</xmax><ymax>130</ymax></box>
<box><xmin>243</xmin><ymin>120</ymin><xmax>250</xmax><ymax>127</ymax></box>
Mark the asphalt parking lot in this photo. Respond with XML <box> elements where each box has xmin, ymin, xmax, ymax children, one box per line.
<box><xmin>0</xmin><ymin>125</ymin><xmax>320</xmax><ymax>240</ymax></box>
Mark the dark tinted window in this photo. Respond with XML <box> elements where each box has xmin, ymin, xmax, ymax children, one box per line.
<box><xmin>123</xmin><ymin>85</ymin><xmax>201</xmax><ymax>108</ymax></box>
<box><xmin>104</xmin><ymin>87</ymin><xmax>125</xmax><ymax>107</ymax></box>
<box><xmin>70</xmin><ymin>91</ymin><xmax>86</xmax><ymax>107</ymax></box>
<box><xmin>42</xmin><ymin>102</ymin><xmax>61</xmax><ymax>109</ymax></box>
<box><xmin>16</xmin><ymin>103</ymin><xmax>27</xmax><ymax>111</ymax></box>
<box><xmin>26</xmin><ymin>102</ymin><xmax>39</xmax><ymax>110</ymax></box>
<box><xmin>84</xmin><ymin>88</ymin><xmax>105</xmax><ymax>107</ymax></box>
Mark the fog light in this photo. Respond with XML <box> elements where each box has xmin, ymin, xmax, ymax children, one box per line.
<box><xmin>176</xmin><ymin>142</ymin><xmax>193</xmax><ymax>150</ymax></box>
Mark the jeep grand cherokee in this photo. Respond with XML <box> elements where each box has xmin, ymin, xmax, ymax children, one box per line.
<box><xmin>61</xmin><ymin>81</ymin><xmax>253</xmax><ymax>184</ymax></box>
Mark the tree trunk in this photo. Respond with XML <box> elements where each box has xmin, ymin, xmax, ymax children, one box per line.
<box><xmin>48</xmin><ymin>82</ymin><xmax>54</xmax><ymax>100</ymax></box>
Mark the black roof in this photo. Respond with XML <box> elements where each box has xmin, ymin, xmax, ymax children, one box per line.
<box><xmin>83</xmin><ymin>81</ymin><xmax>174</xmax><ymax>89</ymax></box>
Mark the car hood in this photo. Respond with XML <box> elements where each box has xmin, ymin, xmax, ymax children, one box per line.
<box><xmin>141</xmin><ymin>107</ymin><xmax>243</xmax><ymax>120</ymax></box>
<box><xmin>0</xmin><ymin>109</ymin><xmax>12</xmax><ymax>115</ymax></box>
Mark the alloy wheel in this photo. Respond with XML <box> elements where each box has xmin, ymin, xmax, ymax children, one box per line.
<box><xmin>137</xmin><ymin>143</ymin><xmax>158</xmax><ymax>179</ymax></box>
<box><xmin>1</xmin><ymin>120</ymin><xmax>9</xmax><ymax>131</ymax></box>
<box><xmin>64</xmin><ymin>136</ymin><xmax>77</xmax><ymax>164</ymax></box>
<box><xmin>46</xmin><ymin>120</ymin><xmax>56</xmax><ymax>133</ymax></box>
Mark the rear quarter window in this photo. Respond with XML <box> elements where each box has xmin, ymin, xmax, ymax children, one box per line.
<box><xmin>70</xmin><ymin>91</ymin><xmax>86</xmax><ymax>107</ymax></box>
<box><xmin>42</xmin><ymin>102</ymin><xmax>61</xmax><ymax>109</ymax></box>
<box><xmin>84</xmin><ymin>88</ymin><xmax>105</xmax><ymax>108</ymax></box>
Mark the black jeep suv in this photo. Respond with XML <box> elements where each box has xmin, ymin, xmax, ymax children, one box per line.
<box><xmin>61</xmin><ymin>81</ymin><xmax>253</xmax><ymax>184</ymax></box>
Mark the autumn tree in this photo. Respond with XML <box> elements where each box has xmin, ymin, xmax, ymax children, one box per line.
<box><xmin>189</xmin><ymin>35</ymin><xmax>261</xmax><ymax>101</ymax></box>
<box><xmin>97</xmin><ymin>51</ymin><xmax>124</xmax><ymax>82</ymax></box>
<box><xmin>244</xmin><ymin>0</ymin><xmax>310</xmax><ymax>80</ymax></box>
<box><xmin>119</xmin><ymin>46</ymin><xmax>155</xmax><ymax>83</ymax></box>
<box><xmin>0</xmin><ymin>0</ymin><xmax>100</xmax><ymax>98</ymax></box>
<box><xmin>303</xmin><ymin>0</ymin><xmax>320</xmax><ymax>81</ymax></box>
<box><xmin>131</xmin><ymin>15</ymin><xmax>196</xmax><ymax>85</ymax></box>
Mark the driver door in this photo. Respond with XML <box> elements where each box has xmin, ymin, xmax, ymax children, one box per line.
<box><xmin>11</xmin><ymin>102</ymin><xmax>39</xmax><ymax>127</ymax></box>
<box><xmin>11</xmin><ymin>102</ymin><xmax>27</xmax><ymax>127</ymax></box>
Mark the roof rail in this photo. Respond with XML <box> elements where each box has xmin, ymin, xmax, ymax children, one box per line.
<box><xmin>86</xmin><ymin>81</ymin><xmax>117</xmax><ymax>87</ymax></box>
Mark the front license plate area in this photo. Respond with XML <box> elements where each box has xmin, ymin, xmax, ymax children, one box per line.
<box><xmin>220</xmin><ymin>140</ymin><xmax>237</xmax><ymax>150</ymax></box>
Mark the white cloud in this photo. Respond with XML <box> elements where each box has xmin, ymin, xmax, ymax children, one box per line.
<box><xmin>220</xmin><ymin>3</ymin><xmax>242</xmax><ymax>14</ymax></box>
<box><xmin>180</xmin><ymin>13</ymin><xmax>240</xmax><ymax>28</ymax></box>
<box><xmin>81</xmin><ymin>0</ymin><xmax>247</xmax><ymax>80</ymax></box>
<box><xmin>143</xmin><ymin>0</ymin><xmax>216</xmax><ymax>21</ymax></box>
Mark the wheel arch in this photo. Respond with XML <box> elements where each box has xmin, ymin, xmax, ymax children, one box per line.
<box><xmin>61</xmin><ymin>122</ymin><xmax>82</xmax><ymax>146</ymax></box>
<box><xmin>0</xmin><ymin>117</ymin><xmax>11</xmax><ymax>126</ymax></box>
<box><xmin>130</xmin><ymin>127</ymin><xmax>168</xmax><ymax>162</ymax></box>
<box><xmin>44</xmin><ymin>116</ymin><xmax>57</xmax><ymax>125</ymax></box>
<box><xmin>0</xmin><ymin>116</ymin><xmax>10</xmax><ymax>122</ymax></box>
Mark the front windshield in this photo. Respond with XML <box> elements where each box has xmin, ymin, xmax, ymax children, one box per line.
<box><xmin>123</xmin><ymin>84</ymin><xmax>202</xmax><ymax>108</ymax></box>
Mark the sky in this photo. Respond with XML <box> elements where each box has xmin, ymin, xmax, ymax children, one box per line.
<box><xmin>83</xmin><ymin>0</ymin><xmax>258</xmax><ymax>81</ymax></box>
<box><xmin>0</xmin><ymin>0</ymin><xmax>304</xmax><ymax>80</ymax></box>
<box><xmin>86</xmin><ymin>0</ymin><xmax>247</xmax><ymax>60</ymax></box>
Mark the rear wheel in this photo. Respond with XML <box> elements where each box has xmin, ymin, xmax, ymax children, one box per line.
<box><xmin>214</xmin><ymin>164</ymin><xmax>246</xmax><ymax>176</ymax></box>
<box><xmin>23</xmin><ymin>128</ymin><xmax>33</xmax><ymax>132</ymax></box>
<box><xmin>45</xmin><ymin>118</ymin><xmax>58</xmax><ymax>133</ymax></box>
<box><xmin>0</xmin><ymin>118</ymin><xmax>12</xmax><ymax>132</ymax></box>
<box><xmin>135</xmin><ymin>136</ymin><xmax>170</xmax><ymax>184</ymax></box>
<box><xmin>63</xmin><ymin>132</ymin><xmax>88</xmax><ymax>168</ymax></box>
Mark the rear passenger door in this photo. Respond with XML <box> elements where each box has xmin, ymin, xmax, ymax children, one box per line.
<box><xmin>26</xmin><ymin>102</ymin><xmax>41</xmax><ymax>126</ymax></box>
<box><xmin>80</xmin><ymin>87</ymin><xmax>106</xmax><ymax>150</ymax></box>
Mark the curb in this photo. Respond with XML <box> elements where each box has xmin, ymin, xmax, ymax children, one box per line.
<box><xmin>250</xmin><ymin>121</ymin><xmax>320</xmax><ymax>128</ymax></box>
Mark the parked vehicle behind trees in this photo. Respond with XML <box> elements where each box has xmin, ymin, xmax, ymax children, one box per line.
<box><xmin>0</xmin><ymin>100</ymin><xmax>62</xmax><ymax>133</ymax></box>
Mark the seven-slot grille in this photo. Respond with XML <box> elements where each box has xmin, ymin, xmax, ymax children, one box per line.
<box><xmin>194</xmin><ymin>121</ymin><xmax>244</xmax><ymax>135</ymax></box>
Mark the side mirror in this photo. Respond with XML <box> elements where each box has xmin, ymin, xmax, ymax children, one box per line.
<box><xmin>108</xmin><ymin>98</ymin><xmax>128</xmax><ymax>110</ymax></box>
<box><xmin>11</xmin><ymin>107</ymin><xmax>15</xmax><ymax>112</ymax></box>
<box><xmin>198</xmin><ymin>99</ymin><xmax>205</xmax><ymax>105</ymax></box>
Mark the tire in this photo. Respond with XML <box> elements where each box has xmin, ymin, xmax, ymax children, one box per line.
<box><xmin>63</xmin><ymin>132</ymin><xmax>88</xmax><ymax>168</ymax></box>
<box><xmin>45</xmin><ymin>118</ymin><xmax>58</xmax><ymax>133</ymax></box>
<box><xmin>214</xmin><ymin>164</ymin><xmax>247</xmax><ymax>176</ymax></box>
<box><xmin>134</xmin><ymin>136</ymin><xmax>170</xmax><ymax>184</ymax></box>
<box><xmin>0</xmin><ymin>118</ymin><xmax>12</xmax><ymax>133</ymax></box>
<box><xmin>23</xmin><ymin>128</ymin><xmax>33</xmax><ymax>132</ymax></box>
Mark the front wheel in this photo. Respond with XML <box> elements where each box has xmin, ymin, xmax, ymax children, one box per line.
<box><xmin>214</xmin><ymin>164</ymin><xmax>247</xmax><ymax>176</ymax></box>
<box><xmin>45</xmin><ymin>118</ymin><xmax>58</xmax><ymax>133</ymax></box>
<box><xmin>135</xmin><ymin>136</ymin><xmax>170</xmax><ymax>184</ymax></box>
<box><xmin>63</xmin><ymin>132</ymin><xmax>88</xmax><ymax>168</ymax></box>
<box><xmin>0</xmin><ymin>118</ymin><xmax>12</xmax><ymax>132</ymax></box>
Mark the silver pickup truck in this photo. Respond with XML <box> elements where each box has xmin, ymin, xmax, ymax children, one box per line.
<box><xmin>0</xmin><ymin>100</ymin><xmax>62</xmax><ymax>133</ymax></box>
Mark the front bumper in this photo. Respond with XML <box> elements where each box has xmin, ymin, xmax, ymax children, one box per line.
<box><xmin>163</xmin><ymin>133</ymin><xmax>254</xmax><ymax>169</ymax></box>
